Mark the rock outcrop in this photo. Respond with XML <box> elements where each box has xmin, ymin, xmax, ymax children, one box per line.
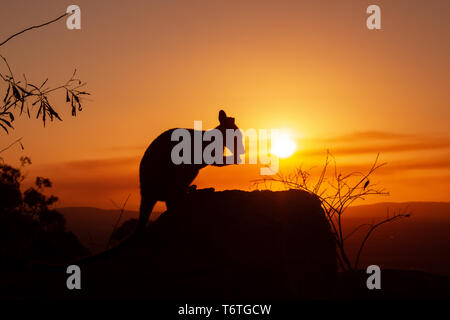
<box><xmin>4</xmin><ymin>189</ymin><xmax>338</xmax><ymax>299</ymax></box>
<box><xmin>83</xmin><ymin>189</ymin><xmax>336</xmax><ymax>299</ymax></box>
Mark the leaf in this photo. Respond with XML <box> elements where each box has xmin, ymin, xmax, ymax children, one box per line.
<box><xmin>36</xmin><ymin>102</ymin><xmax>43</xmax><ymax>119</ymax></box>
<box><xmin>40</xmin><ymin>78</ymin><xmax>48</xmax><ymax>89</ymax></box>
<box><xmin>12</xmin><ymin>85</ymin><xmax>21</xmax><ymax>100</ymax></box>
<box><xmin>18</xmin><ymin>85</ymin><xmax>31</xmax><ymax>95</ymax></box>
<box><xmin>0</xmin><ymin>118</ymin><xmax>12</xmax><ymax>127</ymax></box>
<box><xmin>4</xmin><ymin>95</ymin><xmax>12</xmax><ymax>106</ymax></box>
<box><xmin>28</xmin><ymin>83</ymin><xmax>39</xmax><ymax>90</ymax></box>
<box><xmin>49</xmin><ymin>107</ymin><xmax>62</xmax><ymax>121</ymax></box>
<box><xmin>3</xmin><ymin>84</ymin><xmax>11</xmax><ymax>103</ymax></box>
<box><xmin>42</xmin><ymin>104</ymin><xmax>46</xmax><ymax>126</ymax></box>
<box><xmin>71</xmin><ymin>95</ymin><xmax>76</xmax><ymax>116</ymax></box>
<box><xmin>0</xmin><ymin>122</ymin><xmax>8</xmax><ymax>133</ymax></box>
<box><xmin>363</xmin><ymin>180</ymin><xmax>370</xmax><ymax>189</ymax></box>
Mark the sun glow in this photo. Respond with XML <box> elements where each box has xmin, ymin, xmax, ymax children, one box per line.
<box><xmin>271</xmin><ymin>131</ymin><xmax>297</xmax><ymax>158</ymax></box>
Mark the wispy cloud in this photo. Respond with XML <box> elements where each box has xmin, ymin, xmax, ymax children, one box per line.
<box><xmin>311</xmin><ymin>131</ymin><xmax>414</xmax><ymax>144</ymax></box>
<box><xmin>62</xmin><ymin>156</ymin><xmax>139</xmax><ymax>171</ymax></box>
<box><xmin>301</xmin><ymin>131</ymin><xmax>450</xmax><ymax>156</ymax></box>
<box><xmin>302</xmin><ymin>141</ymin><xmax>450</xmax><ymax>156</ymax></box>
<box><xmin>315</xmin><ymin>156</ymin><xmax>450</xmax><ymax>175</ymax></box>
<box><xmin>102</xmin><ymin>145</ymin><xmax>146</xmax><ymax>153</ymax></box>
<box><xmin>30</xmin><ymin>131</ymin><xmax>450</xmax><ymax>208</ymax></box>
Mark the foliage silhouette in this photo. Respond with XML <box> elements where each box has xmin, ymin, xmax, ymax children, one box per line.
<box><xmin>0</xmin><ymin>158</ymin><xmax>89</xmax><ymax>269</ymax></box>
<box><xmin>0</xmin><ymin>12</ymin><xmax>89</xmax><ymax>137</ymax></box>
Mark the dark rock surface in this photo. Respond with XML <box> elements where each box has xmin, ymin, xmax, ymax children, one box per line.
<box><xmin>83</xmin><ymin>189</ymin><xmax>337</xmax><ymax>299</ymax></box>
<box><xmin>3</xmin><ymin>189</ymin><xmax>450</xmax><ymax>300</ymax></box>
<box><xmin>2</xmin><ymin>189</ymin><xmax>337</xmax><ymax>299</ymax></box>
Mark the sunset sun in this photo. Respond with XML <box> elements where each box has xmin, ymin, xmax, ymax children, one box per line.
<box><xmin>271</xmin><ymin>132</ymin><xmax>297</xmax><ymax>158</ymax></box>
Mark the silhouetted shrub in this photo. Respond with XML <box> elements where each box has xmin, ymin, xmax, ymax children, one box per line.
<box><xmin>0</xmin><ymin>159</ymin><xmax>89</xmax><ymax>269</ymax></box>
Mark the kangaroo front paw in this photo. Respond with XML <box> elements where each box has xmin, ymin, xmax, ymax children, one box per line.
<box><xmin>187</xmin><ymin>185</ymin><xmax>197</xmax><ymax>193</ymax></box>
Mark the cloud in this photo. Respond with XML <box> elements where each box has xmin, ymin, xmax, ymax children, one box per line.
<box><xmin>384</xmin><ymin>157</ymin><xmax>450</xmax><ymax>173</ymax></box>
<box><xmin>303</xmin><ymin>141</ymin><xmax>450</xmax><ymax>156</ymax></box>
<box><xmin>102</xmin><ymin>145</ymin><xmax>146</xmax><ymax>152</ymax></box>
<box><xmin>62</xmin><ymin>156</ymin><xmax>139</xmax><ymax>169</ymax></box>
<box><xmin>317</xmin><ymin>156</ymin><xmax>450</xmax><ymax>175</ymax></box>
<box><xmin>30</xmin><ymin>133</ymin><xmax>450</xmax><ymax>208</ymax></box>
<box><xmin>312</xmin><ymin>131</ymin><xmax>413</xmax><ymax>144</ymax></box>
<box><xmin>31</xmin><ymin>156</ymin><xmax>140</xmax><ymax>206</ymax></box>
<box><xmin>300</xmin><ymin>132</ymin><xmax>450</xmax><ymax>156</ymax></box>
<box><xmin>33</xmin><ymin>158</ymin><xmax>140</xmax><ymax>209</ymax></box>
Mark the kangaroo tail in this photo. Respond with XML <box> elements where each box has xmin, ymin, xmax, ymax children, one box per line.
<box><xmin>137</xmin><ymin>194</ymin><xmax>157</xmax><ymax>234</ymax></box>
<box><xmin>30</xmin><ymin>197</ymin><xmax>157</xmax><ymax>271</ymax></box>
<box><xmin>31</xmin><ymin>232</ymin><xmax>142</xmax><ymax>272</ymax></box>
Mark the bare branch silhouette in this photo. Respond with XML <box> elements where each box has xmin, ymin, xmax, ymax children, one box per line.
<box><xmin>354</xmin><ymin>208</ymin><xmax>411</xmax><ymax>269</ymax></box>
<box><xmin>0</xmin><ymin>13</ymin><xmax>68</xmax><ymax>47</ymax></box>
<box><xmin>253</xmin><ymin>152</ymin><xmax>410</xmax><ymax>271</ymax></box>
<box><xmin>107</xmin><ymin>194</ymin><xmax>132</xmax><ymax>249</ymax></box>
<box><xmin>0</xmin><ymin>137</ymin><xmax>23</xmax><ymax>154</ymax></box>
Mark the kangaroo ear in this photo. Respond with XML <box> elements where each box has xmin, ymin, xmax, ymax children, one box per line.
<box><xmin>219</xmin><ymin>110</ymin><xmax>227</xmax><ymax>124</ymax></box>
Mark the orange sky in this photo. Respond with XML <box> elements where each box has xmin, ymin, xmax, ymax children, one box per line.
<box><xmin>1</xmin><ymin>0</ymin><xmax>449</xmax><ymax>210</ymax></box>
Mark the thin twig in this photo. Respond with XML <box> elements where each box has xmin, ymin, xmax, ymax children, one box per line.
<box><xmin>252</xmin><ymin>152</ymin><xmax>399</xmax><ymax>271</ymax></box>
<box><xmin>106</xmin><ymin>194</ymin><xmax>131</xmax><ymax>249</ymax></box>
<box><xmin>354</xmin><ymin>211</ymin><xmax>411</xmax><ymax>269</ymax></box>
<box><xmin>344</xmin><ymin>223</ymin><xmax>372</xmax><ymax>240</ymax></box>
<box><xmin>0</xmin><ymin>13</ymin><xmax>68</xmax><ymax>47</ymax></box>
<box><xmin>0</xmin><ymin>137</ymin><xmax>23</xmax><ymax>154</ymax></box>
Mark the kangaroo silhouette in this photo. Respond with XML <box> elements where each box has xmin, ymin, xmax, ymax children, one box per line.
<box><xmin>137</xmin><ymin>110</ymin><xmax>244</xmax><ymax>232</ymax></box>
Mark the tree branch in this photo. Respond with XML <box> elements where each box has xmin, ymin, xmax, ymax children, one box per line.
<box><xmin>0</xmin><ymin>137</ymin><xmax>23</xmax><ymax>154</ymax></box>
<box><xmin>0</xmin><ymin>13</ymin><xmax>68</xmax><ymax>48</ymax></box>
<box><xmin>354</xmin><ymin>211</ymin><xmax>411</xmax><ymax>269</ymax></box>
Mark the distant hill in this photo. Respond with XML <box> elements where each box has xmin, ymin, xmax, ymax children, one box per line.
<box><xmin>58</xmin><ymin>207</ymin><xmax>139</xmax><ymax>253</ymax></box>
<box><xmin>345</xmin><ymin>202</ymin><xmax>450</xmax><ymax>221</ymax></box>
<box><xmin>58</xmin><ymin>201</ymin><xmax>450</xmax><ymax>276</ymax></box>
<box><xmin>343</xmin><ymin>202</ymin><xmax>450</xmax><ymax>277</ymax></box>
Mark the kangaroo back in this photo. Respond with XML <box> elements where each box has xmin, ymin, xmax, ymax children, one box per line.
<box><xmin>137</xmin><ymin>110</ymin><xmax>242</xmax><ymax>232</ymax></box>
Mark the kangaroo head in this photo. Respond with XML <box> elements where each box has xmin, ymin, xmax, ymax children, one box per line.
<box><xmin>217</xmin><ymin>110</ymin><xmax>245</xmax><ymax>157</ymax></box>
<box><xmin>218</xmin><ymin>110</ymin><xmax>238</xmax><ymax>131</ymax></box>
